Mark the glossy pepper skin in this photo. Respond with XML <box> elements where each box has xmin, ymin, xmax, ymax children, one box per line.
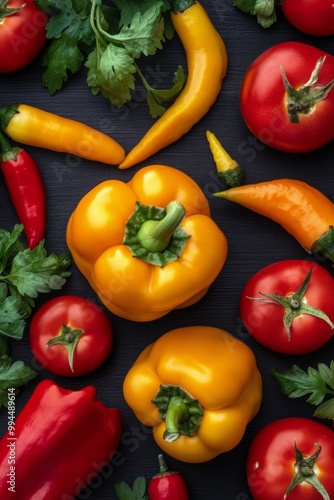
<box><xmin>0</xmin><ymin>103</ymin><xmax>125</xmax><ymax>165</ymax></box>
<box><xmin>66</xmin><ymin>165</ymin><xmax>228</xmax><ymax>322</ymax></box>
<box><xmin>118</xmin><ymin>0</ymin><xmax>228</xmax><ymax>169</ymax></box>
<box><xmin>149</xmin><ymin>454</ymin><xmax>189</xmax><ymax>499</ymax></box>
<box><xmin>123</xmin><ymin>326</ymin><xmax>262</xmax><ymax>463</ymax></box>
<box><xmin>0</xmin><ymin>379</ymin><xmax>122</xmax><ymax>500</ymax></box>
<box><xmin>215</xmin><ymin>179</ymin><xmax>334</xmax><ymax>265</ymax></box>
<box><xmin>0</xmin><ymin>128</ymin><xmax>46</xmax><ymax>248</ymax></box>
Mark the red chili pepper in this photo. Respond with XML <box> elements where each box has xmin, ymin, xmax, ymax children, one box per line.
<box><xmin>0</xmin><ymin>129</ymin><xmax>46</xmax><ymax>248</ymax></box>
<box><xmin>148</xmin><ymin>454</ymin><xmax>189</xmax><ymax>500</ymax></box>
<box><xmin>0</xmin><ymin>379</ymin><xmax>123</xmax><ymax>500</ymax></box>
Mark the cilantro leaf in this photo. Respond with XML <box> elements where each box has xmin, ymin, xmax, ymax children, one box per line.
<box><xmin>233</xmin><ymin>0</ymin><xmax>278</xmax><ymax>28</ymax></box>
<box><xmin>114</xmin><ymin>476</ymin><xmax>148</xmax><ymax>500</ymax></box>
<box><xmin>272</xmin><ymin>362</ymin><xmax>334</xmax><ymax>420</ymax></box>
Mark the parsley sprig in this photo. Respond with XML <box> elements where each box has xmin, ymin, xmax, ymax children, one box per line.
<box><xmin>0</xmin><ymin>224</ymin><xmax>71</xmax><ymax>340</ymax></box>
<box><xmin>272</xmin><ymin>362</ymin><xmax>334</xmax><ymax>420</ymax></box>
<box><xmin>35</xmin><ymin>0</ymin><xmax>185</xmax><ymax>117</ymax></box>
<box><xmin>0</xmin><ymin>224</ymin><xmax>71</xmax><ymax>408</ymax></box>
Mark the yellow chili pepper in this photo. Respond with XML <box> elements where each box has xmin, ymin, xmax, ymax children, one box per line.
<box><xmin>206</xmin><ymin>130</ymin><xmax>244</xmax><ymax>187</ymax></box>
<box><xmin>215</xmin><ymin>179</ymin><xmax>334</xmax><ymax>263</ymax></box>
<box><xmin>119</xmin><ymin>1</ymin><xmax>228</xmax><ymax>169</ymax></box>
<box><xmin>123</xmin><ymin>325</ymin><xmax>262</xmax><ymax>463</ymax></box>
<box><xmin>66</xmin><ymin>165</ymin><xmax>228</xmax><ymax>321</ymax></box>
<box><xmin>0</xmin><ymin>103</ymin><xmax>125</xmax><ymax>165</ymax></box>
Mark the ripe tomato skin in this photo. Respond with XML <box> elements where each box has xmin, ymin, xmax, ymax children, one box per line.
<box><xmin>239</xmin><ymin>260</ymin><xmax>334</xmax><ymax>355</ymax></box>
<box><xmin>29</xmin><ymin>295</ymin><xmax>113</xmax><ymax>377</ymax></box>
<box><xmin>0</xmin><ymin>0</ymin><xmax>48</xmax><ymax>73</ymax></box>
<box><xmin>281</xmin><ymin>0</ymin><xmax>334</xmax><ymax>36</ymax></box>
<box><xmin>240</xmin><ymin>42</ymin><xmax>334</xmax><ymax>153</ymax></box>
<box><xmin>247</xmin><ymin>417</ymin><xmax>334</xmax><ymax>500</ymax></box>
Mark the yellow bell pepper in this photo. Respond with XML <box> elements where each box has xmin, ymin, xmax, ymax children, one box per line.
<box><xmin>123</xmin><ymin>326</ymin><xmax>263</xmax><ymax>463</ymax></box>
<box><xmin>66</xmin><ymin>165</ymin><xmax>228</xmax><ymax>322</ymax></box>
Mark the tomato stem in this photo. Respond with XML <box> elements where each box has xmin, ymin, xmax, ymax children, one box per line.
<box><xmin>281</xmin><ymin>56</ymin><xmax>334</xmax><ymax>123</ymax></box>
<box><xmin>247</xmin><ymin>268</ymin><xmax>334</xmax><ymax>340</ymax></box>
<box><xmin>46</xmin><ymin>324</ymin><xmax>84</xmax><ymax>373</ymax></box>
<box><xmin>284</xmin><ymin>442</ymin><xmax>330</xmax><ymax>500</ymax></box>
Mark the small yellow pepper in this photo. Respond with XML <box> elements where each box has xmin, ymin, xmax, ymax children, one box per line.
<box><xmin>66</xmin><ymin>165</ymin><xmax>228</xmax><ymax>321</ymax></box>
<box><xmin>206</xmin><ymin>130</ymin><xmax>244</xmax><ymax>188</ymax></box>
<box><xmin>123</xmin><ymin>326</ymin><xmax>262</xmax><ymax>463</ymax></box>
<box><xmin>0</xmin><ymin>103</ymin><xmax>125</xmax><ymax>165</ymax></box>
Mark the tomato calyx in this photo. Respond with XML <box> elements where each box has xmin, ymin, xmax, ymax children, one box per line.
<box><xmin>0</xmin><ymin>0</ymin><xmax>25</xmax><ymax>20</ymax></box>
<box><xmin>281</xmin><ymin>56</ymin><xmax>334</xmax><ymax>123</ymax></box>
<box><xmin>46</xmin><ymin>324</ymin><xmax>84</xmax><ymax>373</ymax></box>
<box><xmin>247</xmin><ymin>268</ymin><xmax>334</xmax><ymax>340</ymax></box>
<box><xmin>285</xmin><ymin>442</ymin><xmax>330</xmax><ymax>500</ymax></box>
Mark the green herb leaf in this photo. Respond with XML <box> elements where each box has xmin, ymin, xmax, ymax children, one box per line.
<box><xmin>38</xmin><ymin>0</ymin><xmax>95</xmax><ymax>94</ymax></box>
<box><xmin>9</xmin><ymin>242</ymin><xmax>71</xmax><ymax>298</ymax></box>
<box><xmin>0</xmin><ymin>224</ymin><xmax>71</xmax><ymax>340</ymax></box>
<box><xmin>36</xmin><ymin>0</ymin><xmax>176</xmax><ymax>115</ymax></box>
<box><xmin>86</xmin><ymin>44</ymin><xmax>136</xmax><ymax>107</ymax></box>
<box><xmin>272</xmin><ymin>362</ymin><xmax>334</xmax><ymax>419</ymax></box>
<box><xmin>114</xmin><ymin>476</ymin><xmax>148</xmax><ymax>500</ymax></box>
<box><xmin>107</xmin><ymin>4</ymin><xmax>165</xmax><ymax>58</ymax></box>
<box><xmin>233</xmin><ymin>0</ymin><xmax>277</xmax><ymax>28</ymax></box>
<box><xmin>0</xmin><ymin>355</ymin><xmax>38</xmax><ymax>408</ymax></box>
<box><xmin>0</xmin><ymin>286</ymin><xmax>25</xmax><ymax>340</ymax></box>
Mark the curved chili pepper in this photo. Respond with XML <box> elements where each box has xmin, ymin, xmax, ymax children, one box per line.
<box><xmin>148</xmin><ymin>454</ymin><xmax>189</xmax><ymax>499</ymax></box>
<box><xmin>215</xmin><ymin>179</ymin><xmax>334</xmax><ymax>264</ymax></box>
<box><xmin>0</xmin><ymin>103</ymin><xmax>125</xmax><ymax>165</ymax></box>
<box><xmin>0</xmin><ymin>129</ymin><xmax>46</xmax><ymax>248</ymax></box>
<box><xmin>119</xmin><ymin>0</ymin><xmax>228</xmax><ymax>169</ymax></box>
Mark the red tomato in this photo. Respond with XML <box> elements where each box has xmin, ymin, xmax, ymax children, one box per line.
<box><xmin>0</xmin><ymin>0</ymin><xmax>48</xmax><ymax>73</ymax></box>
<box><xmin>240</xmin><ymin>42</ymin><xmax>334</xmax><ymax>153</ymax></box>
<box><xmin>29</xmin><ymin>295</ymin><xmax>113</xmax><ymax>376</ymax></box>
<box><xmin>239</xmin><ymin>260</ymin><xmax>334</xmax><ymax>355</ymax></box>
<box><xmin>281</xmin><ymin>0</ymin><xmax>334</xmax><ymax>36</ymax></box>
<box><xmin>247</xmin><ymin>417</ymin><xmax>334</xmax><ymax>500</ymax></box>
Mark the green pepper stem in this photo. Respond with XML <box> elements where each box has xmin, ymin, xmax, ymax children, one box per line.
<box><xmin>0</xmin><ymin>128</ymin><xmax>20</xmax><ymax>162</ymax></box>
<box><xmin>164</xmin><ymin>396</ymin><xmax>190</xmax><ymax>442</ymax></box>
<box><xmin>137</xmin><ymin>201</ymin><xmax>186</xmax><ymax>253</ymax></box>
<box><xmin>171</xmin><ymin>0</ymin><xmax>196</xmax><ymax>14</ymax></box>
<box><xmin>152</xmin><ymin>384</ymin><xmax>203</xmax><ymax>442</ymax></box>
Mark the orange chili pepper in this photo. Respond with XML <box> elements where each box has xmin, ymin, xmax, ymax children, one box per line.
<box><xmin>215</xmin><ymin>179</ymin><xmax>334</xmax><ymax>263</ymax></box>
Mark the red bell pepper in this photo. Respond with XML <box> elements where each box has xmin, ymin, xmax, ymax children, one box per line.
<box><xmin>0</xmin><ymin>129</ymin><xmax>46</xmax><ymax>248</ymax></box>
<box><xmin>0</xmin><ymin>379</ymin><xmax>122</xmax><ymax>499</ymax></box>
<box><xmin>148</xmin><ymin>454</ymin><xmax>189</xmax><ymax>499</ymax></box>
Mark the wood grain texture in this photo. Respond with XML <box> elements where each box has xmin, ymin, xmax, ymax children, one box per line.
<box><xmin>0</xmin><ymin>1</ymin><xmax>333</xmax><ymax>498</ymax></box>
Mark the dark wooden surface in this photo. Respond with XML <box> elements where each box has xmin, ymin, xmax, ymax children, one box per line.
<box><xmin>1</xmin><ymin>1</ymin><xmax>334</xmax><ymax>498</ymax></box>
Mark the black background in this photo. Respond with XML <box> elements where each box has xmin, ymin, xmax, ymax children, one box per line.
<box><xmin>1</xmin><ymin>1</ymin><xmax>334</xmax><ymax>498</ymax></box>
